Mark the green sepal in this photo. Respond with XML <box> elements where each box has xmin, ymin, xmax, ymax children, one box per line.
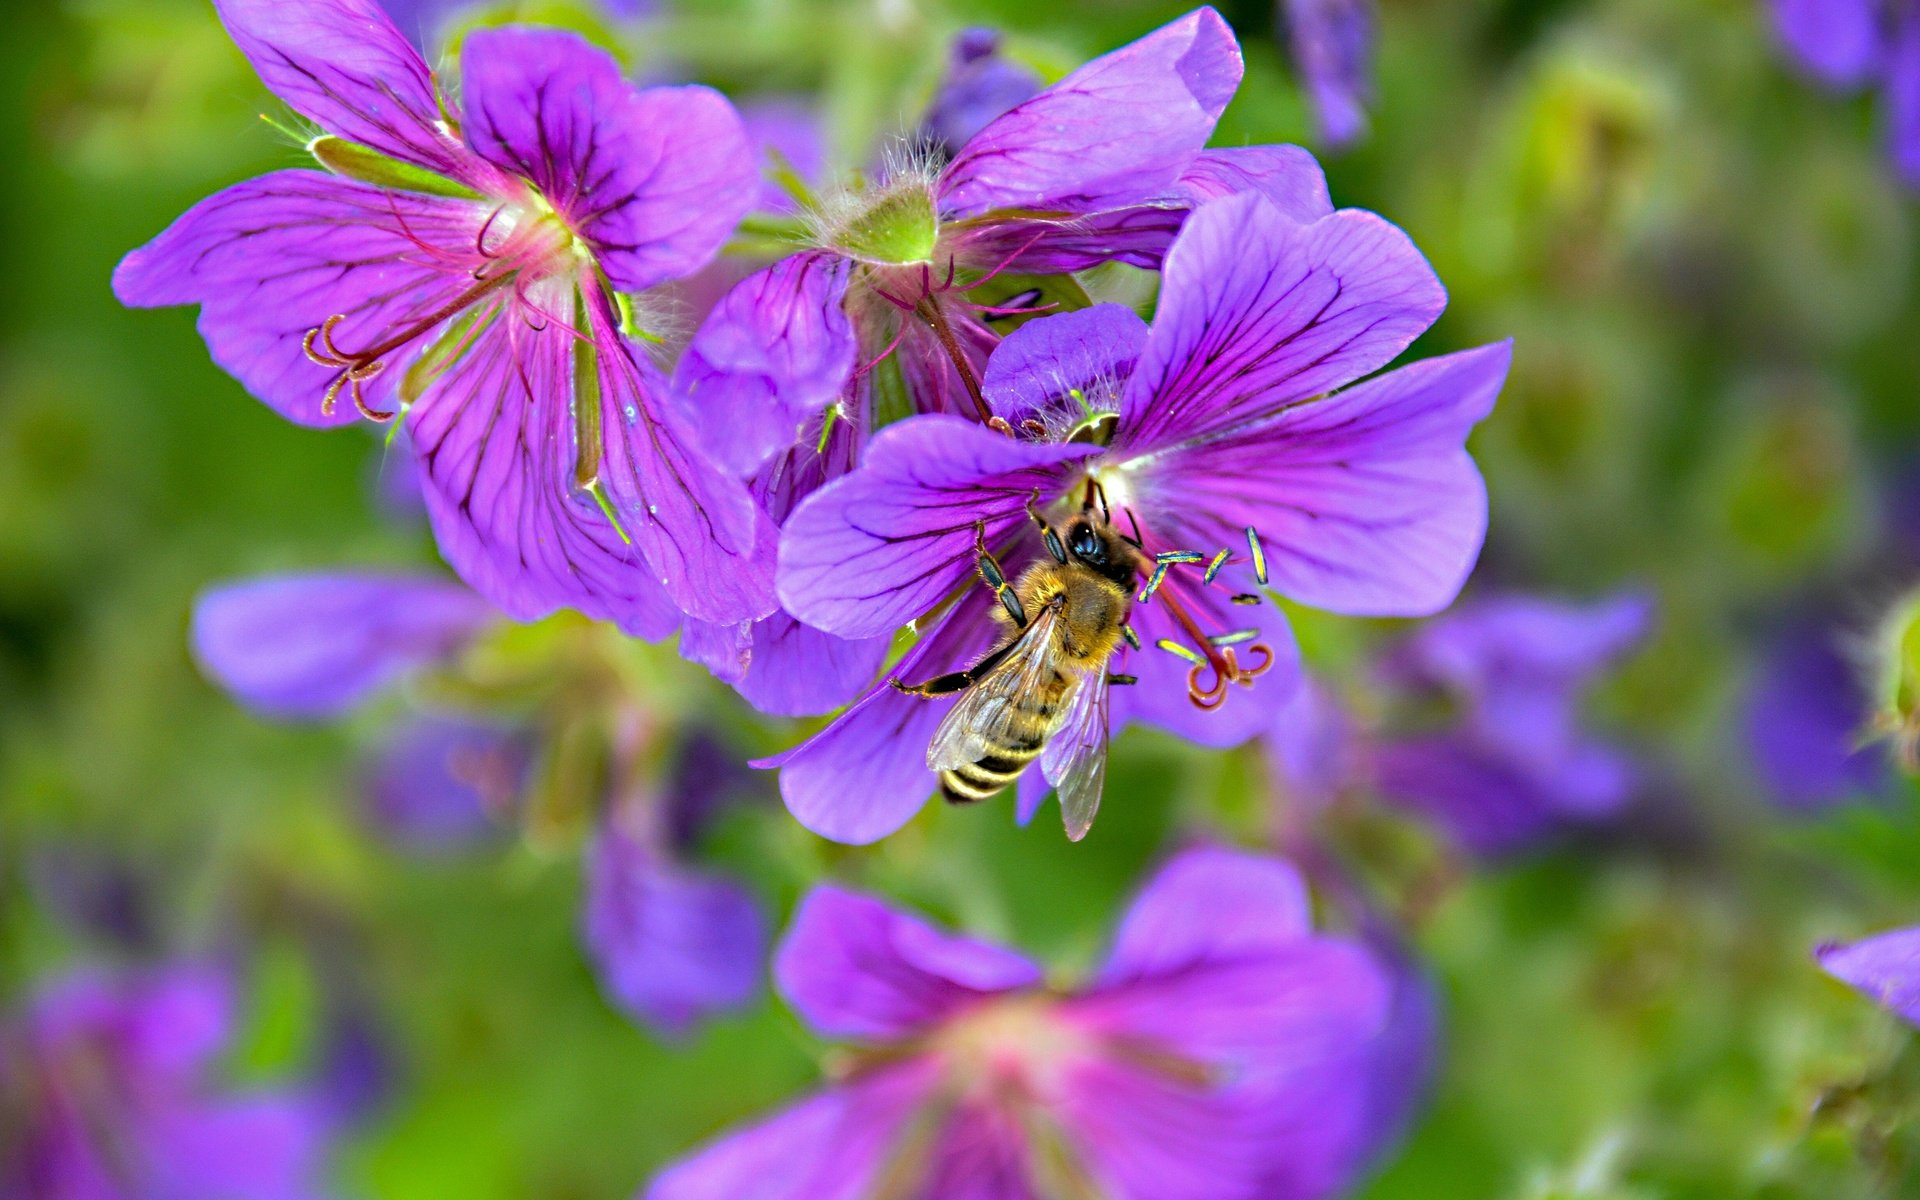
<box><xmin>569</xmin><ymin>306</ymin><xmax>633</xmax><ymax>546</ymax></box>
<box><xmin>309</xmin><ymin>136</ymin><xmax>481</xmax><ymax>200</ymax></box>
<box><xmin>401</xmin><ymin>306</ymin><xmax>494</xmax><ymax>405</ymax></box>
<box><xmin>830</xmin><ymin>184</ymin><xmax>937</xmax><ymax>265</ymax></box>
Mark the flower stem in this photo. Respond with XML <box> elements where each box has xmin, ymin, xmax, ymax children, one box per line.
<box><xmin>915</xmin><ymin>295</ymin><xmax>994</xmax><ymax>426</ymax></box>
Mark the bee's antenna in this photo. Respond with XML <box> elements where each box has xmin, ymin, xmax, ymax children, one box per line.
<box><xmin>1122</xmin><ymin>506</ymin><xmax>1144</xmax><ymax>549</ymax></box>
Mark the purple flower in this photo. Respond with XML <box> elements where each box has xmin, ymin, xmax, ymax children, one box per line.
<box><xmin>1371</xmin><ymin>591</ymin><xmax>1652</xmax><ymax>856</ymax></box>
<box><xmin>1744</xmin><ymin>617</ymin><xmax>1889</xmax><ymax>812</ymax></box>
<box><xmin>1817</xmin><ymin>926</ymin><xmax>1920</xmax><ymax>1025</ymax></box>
<box><xmin>766</xmin><ymin>193</ymin><xmax>1506</xmax><ymax>843</ymax></box>
<box><xmin>192</xmin><ymin>572</ymin><xmax>496</xmax><ymax>720</ymax></box>
<box><xmin>361</xmin><ymin>714</ymin><xmax>529</xmax><ymax>851</ymax></box>
<box><xmin>670</xmin><ymin>7</ymin><xmax>1336</xmax><ymax>481</ymax></box>
<box><xmin>919</xmin><ymin>28</ymin><xmax>1044</xmax><ymax>155</ymax></box>
<box><xmin>1283</xmin><ymin>0</ymin><xmax>1375</xmax><ymax>148</ymax></box>
<box><xmin>643</xmin><ymin>847</ymin><xmax>1419</xmax><ymax>1200</ymax></box>
<box><xmin>580</xmin><ymin>822</ymin><xmax>765</xmax><ymax>1036</ymax></box>
<box><xmin>115</xmin><ymin>0</ymin><xmax>772</xmax><ymax>637</ymax></box>
<box><xmin>1772</xmin><ymin>0</ymin><xmax>1920</xmax><ymax>184</ymax></box>
<box><xmin>0</xmin><ymin>965</ymin><xmax>334</xmax><ymax>1200</ymax></box>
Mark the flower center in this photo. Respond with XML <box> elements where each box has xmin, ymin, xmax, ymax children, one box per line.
<box><xmin>301</xmin><ymin>195</ymin><xmax>582</xmax><ymax>422</ymax></box>
<box><xmin>931</xmin><ymin>994</ymin><xmax>1087</xmax><ymax>1105</ymax></box>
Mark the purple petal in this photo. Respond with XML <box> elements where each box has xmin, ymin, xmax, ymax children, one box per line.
<box><xmin>1122</xmin><ymin>341</ymin><xmax>1505</xmax><ymax>618</ymax></box>
<box><xmin>1888</xmin><ymin>5</ymin><xmax>1920</xmax><ymax>185</ymax></box>
<box><xmin>773</xmin><ymin>885</ymin><xmax>1041</xmax><ymax>1039</ymax></box>
<box><xmin>938</xmin><ymin>8</ymin><xmax>1241</xmax><ymax>217</ymax></box>
<box><xmin>732</xmin><ymin>611</ymin><xmax>892</xmax><ymax>718</ymax></box>
<box><xmin>458</xmin><ymin>31</ymin><xmax>755</xmax><ymax>291</ymax></box>
<box><xmin>981</xmin><ymin>304</ymin><xmax>1147</xmax><ymax>433</ymax></box>
<box><xmin>1285</xmin><ymin>0</ymin><xmax>1376</xmax><ymax>147</ymax></box>
<box><xmin>921</xmin><ymin>28</ymin><xmax>1044</xmax><ymax>154</ymax></box>
<box><xmin>1745</xmin><ymin>620</ymin><xmax>1888</xmax><ymax>811</ymax></box>
<box><xmin>1817</xmin><ymin>927</ymin><xmax>1920</xmax><ymax>1025</ymax></box>
<box><xmin>191</xmin><ymin>572</ymin><xmax>495</xmax><ymax>719</ymax></box>
<box><xmin>410</xmin><ymin>289</ymin><xmax>773</xmax><ymax>635</ymax></box>
<box><xmin>580</xmin><ymin>825</ymin><xmax>765</xmax><ymax>1037</ymax></box>
<box><xmin>778</xmin><ymin>414</ymin><xmax>1094</xmax><ymax>639</ymax></box>
<box><xmin>361</xmin><ymin>715</ymin><xmax>525</xmax><ymax>852</ymax></box>
<box><xmin>1177</xmin><ymin>145</ymin><xmax>1335</xmax><ymax>222</ymax></box>
<box><xmin>144</xmin><ymin>1096</ymin><xmax>333</xmax><ymax>1200</ymax></box>
<box><xmin>1062</xmin><ymin>939</ymin><xmax>1394</xmax><ymax>1199</ymax></box>
<box><xmin>679</xmin><ymin>617</ymin><xmax>753</xmax><ymax>685</ymax></box>
<box><xmin>113</xmin><ymin>172</ymin><xmax>489</xmax><ymax>427</ymax></box>
<box><xmin>213</xmin><ymin>0</ymin><xmax>468</xmax><ymax>178</ymax></box>
<box><xmin>1772</xmin><ymin>0</ymin><xmax>1885</xmax><ymax>89</ymax></box>
<box><xmin>1099</xmin><ymin>847</ymin><xmax>1312</xmax><ymax>984</ymax></box>
<box><xmin>672</xmin><ymin>252</ymin><xmax>857</xmax><ymax>476</ymax></box>
<box><xmin>1115</xmin><ymin>194</ymin><xmax>1449</xmax><ymax>455</ymax></box>
<box><xmin>643</xmin><ymin>1064</ymin><xmax>940</xmax><ymax>1200</ymax></box>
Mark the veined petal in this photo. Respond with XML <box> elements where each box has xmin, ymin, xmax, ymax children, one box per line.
<box><xmin>191</xmin><ymin>572</ymin><xmax>495</xmax><ymax>719</ymax></box>
<box><xmin>982</xmin><ymin>304</ymin><xmax>1146</xmax><ymax>432</ymax></box>
<box><xmin>1098</xmin><ymin>847</ymin><xmax>1313</xmax><ymax>985</ymax></box>
<box><xmin>1772</xmin><ymin>0</ymin><xmax>1885</xmax><ymax>89</ymax></box>
<box><xmin>757</xmin><ymin>586</ymin><xmax>1007</xmax><ymax>844</ymax></box>
<box><xmin>1120</xmin><ymin>341</ymin><xmax>1507</xmax><ymax>618</ymax></box>
<box><xmin>580</xmin><ymin>825</ymin><xmax>764</xmax><ymax>1037</ymax></box>
<box><xmin>1114</xmin><ymin>194</ymin><xmax>1447</xmax><ymax>456</ymax></box>
<box><xmin>459</xmin><ymin>29</ymin><xmax>756</xmax><ymax>291</ymax></box>
<box><xmin>938</xmin><ymin>8</ymin><xmax>1240</xmax><ymax>217</ymax></box>
<box><xmin>672</xmin><ymin>252</ymin><xmax>857</xmax><ymax>477</ymax></box>
<box><xmin>113</xmin><ymin>171</ymin><xmax>488</xmax><ymax>427</ymax></box>
<box><xmin>778</xmin><ymin>415</ymin><xmax>1094</xmax><ymax>639</ymax></box>
<box><xmin>945</xmin><ymin>205</ymin><xmax>1189</xmax><ymax>274</ymax></box>
<box><xmin>643</xmin><ymin>1064</ymin><xmax>940</xmax><ymax>1200</ymax></box>
<box><xmin>775</xmin><ymin>885</ymin><xmax>1042</xmax><ymax>1039</ymax></box>
<box><xmin>213</xmin><ymin>0</ymin><xmax>467</xmax><ymax>179</ymax></box>
<box><xmin>1817</xmin><ymin>927</ymin><xmax>1920</xmax><ymax>1025</ymax></box>
<box><xmin>733</xmin><ymin>612</ymin><xmax>892</xmax><ymax>718</ymax></box>
<box><xmin>1177</xmin><ymin>145</ymin><xmax>1334</xmax><ymax>222</ymax></box>
<box><xmin>411</xmin><ymin>288</ymin><xmax>772</xmax><ymax>635</ymax></box>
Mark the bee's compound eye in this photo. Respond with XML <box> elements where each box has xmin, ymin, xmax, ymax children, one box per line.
<box><xmin>1069</xmin><ymin>525</ymin><xmax>1103</xmax><ymax>562</ymax></box>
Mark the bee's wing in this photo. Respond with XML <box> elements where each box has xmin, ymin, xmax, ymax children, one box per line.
<box><xmin>926</xmin><ymin>604</ymin><xmax>1065</xmax><ymax>773</ymax></box>
<box><xmin>1043</xmin><ymin>667</ymin><xmax>1111</xmax><ymax>842</ymax></box>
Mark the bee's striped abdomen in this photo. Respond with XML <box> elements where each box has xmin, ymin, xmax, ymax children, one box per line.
<box><xmin>938</xmin><ymin>671</ymin><xmax>1069</xmax><ymax>804</ymax></box>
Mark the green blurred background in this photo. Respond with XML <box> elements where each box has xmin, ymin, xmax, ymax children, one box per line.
<box><xmin>6</xmin><ymin>0</ymin><xmax>1920</xmax><ymax>1197</ymax></box>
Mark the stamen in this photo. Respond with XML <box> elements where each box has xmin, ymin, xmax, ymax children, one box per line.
<box><xmin>1207</xmin><ymin>629</ymin><xmax>1260</xmax><ymax>647</ymax></box>
<box><xmin>1204</xmin><ymin>550</ymin><xmax>1230</xmax><ymax>585</ymax></box>
<box><xmin>1108</xmin><ymin>673</ymin><xmax>1138</xmax><ymax>686</ymax></box>
<box><xmin>1137</xmin><ymin>562</ymin><xmax>1170</xmax><ymax>603</ymax></box>
<box><xmin>1245</xmin><ymin>527</ymin><xmax>1268</xmax><ymax>586</ymax></box>
<box><xmin>1120</xmin><ymin>623</ymin><xmax>1140</xmax><ymax>650</ymax></box>
<box><xmin>1154</xmin><ymin>551</ymin><xmax>1204</xmax><ymax>565</ymax></box>
<box><xmin>1230</xmin><ymin>593</ymin><xmax>1262</xmax><ymax>606</ymax></box>
<box><xmin>1155</xmin><ymin>638</ymin><xmax>1207</xmax><ymax>666</ymax></box>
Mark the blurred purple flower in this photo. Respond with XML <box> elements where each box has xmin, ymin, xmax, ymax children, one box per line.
<box><xmin>192</xmin><ymin>572</ymin><xmax>496</xmax><ymax>720</ymax></box>
<box><xmin>643</xmin><ymin>847</ymin><xmax>1421</xmax><ymax>1200</ymax></box>
<box><xmin>1818</xmin><ymin>926</ymin><xmax>1920</xmax><ymax>1024</ymax></box>
<box><xmin>1771</xmin><ymin>0</ymin><xmax>1920</xmax><ymax>184</ymax></box>
<box><xmin>767</xmin><ymin>194</ymin><xmax>1505</xmax><ymax>843</ymax></box>
<box><xmin>1371</xmin><ymin>591</ymin><xmax>1653</xmax><ymax>855</ymax></box>
<box><xmin>378</xmin><ymin>0</ymin><xmax>652</xmax><ymax>50</ymax></box>
<box><xmin>361</xmin><ymin>714</ymin><xmax>530</xmax><ymax>851</ymax></box>
<box><xmin>919</xmin><ymin>28</ymin><xmax>1044</xmax><ymax>154</ymax></box>
<box><xmin>116</xmin><ymin>0</ymin><xmax>771</xmax><ymax>637</ymax></box>
<box><xmin>1283</xmin><ymin>0</ymin><xmax>1375</xmax><ymax>148</ymax></box>
<box><xmin>0</xmin><ymin>965</ymin><xmax>333</xmax><ymax>1200</ymax></box>
<box><xmin>1744</xmin><ymin>618</ymin><xmax>1889</xmax><ymax>812</ymax></box>
<box><xmin>580</xmin><ymin>823</ymin><xmax>765</xmax><ymax>1036</ymax></box>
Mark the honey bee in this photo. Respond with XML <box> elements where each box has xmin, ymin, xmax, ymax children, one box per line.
<box><xmin>891</xmin><ymin>497</ymin><xmax>1150</xmax><ymax>841</ymax></box>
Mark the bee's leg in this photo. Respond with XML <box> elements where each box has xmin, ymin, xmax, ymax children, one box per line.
<box><xmin>972</xmin><ymin>519</ymin><xmax>1028</xmax><ymax>627</ymax></box>
<box><xmin>891</xmin><ymin>640</ymin><xmax>1022</xmax><ymax>698</ymax></box>
<box><xmin>1024</xmin><ymin>490</ymin><xmax>1067</xmax><ymax>564</ymax></box>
